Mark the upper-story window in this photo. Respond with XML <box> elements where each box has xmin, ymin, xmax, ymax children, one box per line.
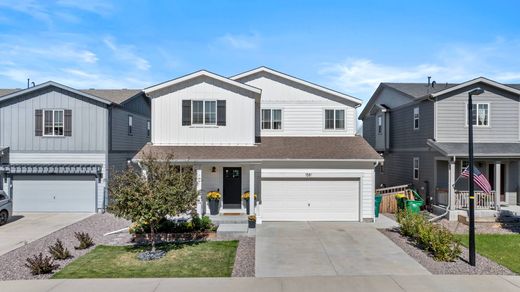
<box><xmin>325</xmin><ymin>109</ymin><xmax>345</xmax><ymax>130</ymax></box>
<box><xmin>413</xmin><ymin>107</ymin><xmax>419</xmax><ymax>130</ymax></box>
<box><xmin>192</xmin><ymin>100</ymin><xmax>216</xmax><ymax>125</ymax></box>
<box><xmin>128</xmin><ymin>115</ymin><xmax>133</xmax><ymax>135</ymax></box>
<box><xmin>43</xmin><ymin>109</ymin><xmax>64</xmax><ymax>136</ymax></box>
<box><xmin>261</xmin><ymin>109</ymin><xmax>282</xmax><ymax>130</ymax></box>
<box><xmin>377</xmin><ymin>115</ymin><xmax>382</xmax><ymax>134</ymax></box>
<box><xmin>147</xmin><ymin>120</ymin><xmax>151</xmax><ymax>137</ymax></box>
<box><xmin>467</xmin><ymin>103</ymin><xmax>489</xmax><ymax>126</ymax></box>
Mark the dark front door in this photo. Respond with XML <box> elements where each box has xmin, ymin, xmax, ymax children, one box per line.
<box><xmin>223</xmin><ymin>167</ymin><xmax>242</xmax><ymax>208</ymax></box>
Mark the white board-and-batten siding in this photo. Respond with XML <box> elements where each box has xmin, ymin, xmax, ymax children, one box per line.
<box><xmin>151</xmin><ymin>78</ymin><xmax>257</xmax><ymax>145</ymax></box>
<box><xmin>238</xmin><ymin>75</ymin><xmax>357</xmax><ymax>136</ymax></box>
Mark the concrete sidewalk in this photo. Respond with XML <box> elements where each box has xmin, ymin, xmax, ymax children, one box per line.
<box><xmin>2</xmin><ymin>275</ymin><xmax>520</xmax><ymax>292</ymax></box>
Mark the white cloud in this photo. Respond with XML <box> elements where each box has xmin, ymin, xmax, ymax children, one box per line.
<box><xmin>56</xmin><ymin>0</ymin><xmax>113</xmax><ymax>14</ymax></box>
<box><xmin>103</xmin><ymin>37</ymin><xmax>150</xmax><ymax>71</ymax></box>
<box><xmin>320</xmin><ymin>39</ymin><xmax>520</xmax><ymax>101</ymax></box>
<box><xmin>218</xmin><ymin>33</ymin><xmax>260</xmax><ymax>49</ymax></box>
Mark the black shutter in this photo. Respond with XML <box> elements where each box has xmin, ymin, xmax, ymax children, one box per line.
<box><xmin>182</xmin><ymin>100</ymin><xmax>191</xmax><ymax>126</ymax></box>
<box><xmin>64</xmin><ymin>110</ymin><xmax>72</xmax><ymax>136</ymax></box>
<box><xmin>217</xmin><ymin>100</ymin><xmax>226</xmax><ymax>126</ymax></box>
<box><xmin>35</xmin><ymin>109</ymin><xmax>42</xmax><ymax>136</ymax></box>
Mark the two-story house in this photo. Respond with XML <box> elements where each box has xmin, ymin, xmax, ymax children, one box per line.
<box><xmin>360</xmin><ymin>77</ymin><xmax>520</xmax><ymax>220</ymax></box>
<box><xmin>0</xmin><ymin>81</ymin><xmax>150</xmax><ymax>213</ymax></box>
<box><xmin>136</xmin><ymin>67</ymin><xmax>382</xmax><ymax>223</ymax></box>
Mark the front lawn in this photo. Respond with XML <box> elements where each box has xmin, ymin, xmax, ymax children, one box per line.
<box><xmin>455</xmin><ymin>234</ymin><xmax>520</xmax><ymax>274</ymax></box>
<box><xmin>52</xmin><ymin>241</ymin><xmax>238</xmax><ymax>278</ymax></box>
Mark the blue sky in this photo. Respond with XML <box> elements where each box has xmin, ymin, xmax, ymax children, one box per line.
<box><xmin>0</xmin><ymin>0</ymin><xmax>519</xmax><ymax>103</ymax></box>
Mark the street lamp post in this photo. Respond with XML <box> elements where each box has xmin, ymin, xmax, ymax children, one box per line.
<box><xmin>468</xmin><ymin>87</ymin><xmax>484</xmax><ymax>266</ymax></box>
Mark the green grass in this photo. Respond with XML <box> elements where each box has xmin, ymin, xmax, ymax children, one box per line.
<box><xmin>455</xmin><ymin>234</ymin><xmax>520</xmax><ymax>274</ymax></box>
<box><xmin>52</xmin><ymin>241</ymin><xmax>238</xmax><ymax>279</ymax></box>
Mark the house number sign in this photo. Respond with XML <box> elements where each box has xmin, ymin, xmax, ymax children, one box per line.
<box><xmin>305</xmin><ymin>173</ymin><xmax>312</xmax><ymax>177</ymax></box>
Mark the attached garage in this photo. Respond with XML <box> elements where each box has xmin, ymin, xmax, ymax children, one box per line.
<box><xmin>261</xmin><ymin>177</ymin><xmax>361</xmax><ymax>221</ymax></box>
<box><xmin>12</xmin><ymin>175</ymin><xmax>97</xmax><ymax>213</ymax></box>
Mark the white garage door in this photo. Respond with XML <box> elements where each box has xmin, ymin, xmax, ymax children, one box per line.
<box><xmin>12</xmin><ymin>175</ymin><xmax>96</xmax><ymax>212</ymax></box>
<box><xmin>261</xmin><ymin>178</ymin><xmax>360</xmax><ymax>221</ymax></box>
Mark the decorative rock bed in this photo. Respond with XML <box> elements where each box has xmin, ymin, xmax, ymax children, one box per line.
<box><xmin>380</xmin><ymin>228</ymin><xmax>515</xmax><ymax>275</ymax></box>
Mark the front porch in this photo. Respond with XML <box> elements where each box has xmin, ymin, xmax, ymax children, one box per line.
<box><xmin>194</xmin><ymin>163</ymin><xmax>261</xmax><ymax>220</ymax></box>
<box><xmin>434</xmin><ymin>157</ymin><xmax>520</xmax><ymax>220</ymax></box>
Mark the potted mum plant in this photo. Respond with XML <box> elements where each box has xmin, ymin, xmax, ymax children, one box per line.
<box><xmin>248</xmin><ymin>215</ymin><xmax>256</xmax><ymax>229</ymax></box>
<box><xmin>207</xmin><ymin>191</ymin><xmax>221</xmax><ymax>215</ymax></box>
<box><xmin>242</xmin><ymin>191</ymin><xmax>257</xmax><ymax>215</ymax></box>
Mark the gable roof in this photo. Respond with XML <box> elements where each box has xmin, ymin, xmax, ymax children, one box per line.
<box><xmin>360</xmin><ymin>77</ymin><xmax>520</xmax><ymax>120</ymax></box>
<box><xmin>144</xmin><ymin>70</ymin><xmax>262</xmax><ymax>95</ymax></box>
<box><xmin>0</xmin><ymin>81</ymin><xmax>112</xmax><ymax>105</ymax></box>
<box><xmin>230</xmin><ymin>66</ymin><xmax>362</xmax><ymax>105</ymax></box>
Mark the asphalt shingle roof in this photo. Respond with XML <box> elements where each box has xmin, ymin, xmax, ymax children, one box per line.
<box><xmin>0</xmin><ymin>87</ymin><xmax>142</xmax><ymax>104</ymax></box>
<box><xmin>428</xmin><ymin>140</ymin><xmax>520</xmax><ymax>157</ymax></box>
<box><xmin>383</xmin><ymin>82</ymin><xmax>520</xmax><ymax>99</ymax></box>
<box><xmin>135</xmin><ymin>136</ymin><xmax>382</xmax><ymax>161</ymax></box>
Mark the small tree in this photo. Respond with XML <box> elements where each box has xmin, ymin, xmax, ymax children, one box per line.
<box><xmin>109</xmin><ymin>152</ymin><xmax>198</xmax><ymax>252</ymax></box>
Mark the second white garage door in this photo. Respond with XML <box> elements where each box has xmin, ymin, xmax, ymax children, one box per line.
<box><xmin>261</xmin><ymin>178</ymin><xmax>360</xmax><ymax>221</ymax></box>
<box><xmin>12</xmin><ymin>175</ymin><xmax>96</xmax><ymax>213</ymax></box>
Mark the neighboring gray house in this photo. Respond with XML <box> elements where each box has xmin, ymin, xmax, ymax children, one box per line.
<box><xmin>360</xmin><ymin>77</ymin><xmax>520</xmax><ymax>220</ymax></box>
<box><xmin>0</xmin><ymin>81</ymin><xmax>150</xmax><ymax>213</ymax></box>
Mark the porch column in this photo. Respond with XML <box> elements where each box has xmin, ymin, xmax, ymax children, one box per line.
<box><xmin>448</xmin><ymin>160</ymin><xmax>456</xmax><ymax>210</ymax></box>
<box><xmin>495</xmin><ymin>162</ymin><xmax>501</xmax><ymax>211</ymax></box>
<box><xmin>249</xmin><ymin>168</ymin><xmax>255</xmax><ymax>215</ymax></box>
<box><xmin>196</xmin><ymin>167</ymin><xmax>204</xmax><ymax>215</ymax></box>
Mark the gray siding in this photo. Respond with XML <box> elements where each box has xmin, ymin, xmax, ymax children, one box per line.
<box><xmin>436</xmin><ymin>83</ymin><xmax>520</xmax><ymax>142</ymax></box>
<box><xmin>108</xmin><ymin>152</ymin><xmax>136</xmax><ymax>176</ymax></box>
<box><xmin>362</xmin><ymin>115</ymin><xmax>375</xmax><ymax>146</ymax></box>
<box><xmin>390</xmin><ymin>100</ymin><xmax>434</xmax><ymax>150</ymax></box>
<box><xmin>0</xmin><ymin>86</ymin><xmax>108</xmax><ymax>152</ymax></box>
<box><xmin>120</xmin><ymin>94</ymin><xmax>150</xmax><ymax>117</ymax></box>
<box><xmin>110</xmin><ymin>107</ymin><xmax>150</xmax><ymax>151</ymax></box>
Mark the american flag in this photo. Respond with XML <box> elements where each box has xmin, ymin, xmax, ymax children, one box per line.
<box><xmin>461</xmin><ymin>165</ymin><xmax>492</xmax><ymax>194</ymax></box>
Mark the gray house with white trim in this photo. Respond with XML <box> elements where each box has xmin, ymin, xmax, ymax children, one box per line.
<box><xmin>360</xmin><ymin>77</ymin><xmax>520</xmax><ymax>220</ymax></box>
<box><xmin>0</xmin><ymin>82</ymin><xmax>150</xmax><ymax>213</ymax></box>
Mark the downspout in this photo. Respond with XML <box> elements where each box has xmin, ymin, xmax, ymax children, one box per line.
<box><xmin>429</xmin><ymin>155</ymin><xmax>456</xmax><ymax>222</ymax></box>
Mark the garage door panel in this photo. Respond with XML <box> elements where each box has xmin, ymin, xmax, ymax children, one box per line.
<box><xmin>261</xmin><ymin>177</ymin><xmax>360</xmax><ymax>221</ymax></box>
<box><xmin>13</xmin><ymin>175</ymin><xmax>96</xmax><ymax>213</ymax></box>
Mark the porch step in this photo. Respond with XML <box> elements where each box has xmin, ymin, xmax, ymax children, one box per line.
<box><xmin>217</xmin><ymin>223</ymin><xmax>248</xmax><ymax>234</ymax></box>
<box><xmin>208</xmin><ymin>214</ymin><xmax>248</xmax><ymax>225</ymax></box>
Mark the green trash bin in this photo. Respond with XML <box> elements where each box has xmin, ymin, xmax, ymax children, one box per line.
<box><xmin>374</xmin><ymin>195</ymin><xmax>382</xmax><ymax>218</ymax></box>
<box><xmin>405</xmin><ymin>200</ymin><xmax>423</xmax><ymax>214</ymax></box>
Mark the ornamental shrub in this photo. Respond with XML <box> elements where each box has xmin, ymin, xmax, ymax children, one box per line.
<box><xmin>25</xmin><ymin>253</ymin><xmax>59</xmax><ymax>275</ymax></box>
<box><xmin>48</xmin><ymin>239</ymin><xmax>72</xmax><ymax>260</ymax></box>
<box><xmin>396</xmin><ymin>210</ymin><xmax>461</xmax><ymax>261</ymax></box>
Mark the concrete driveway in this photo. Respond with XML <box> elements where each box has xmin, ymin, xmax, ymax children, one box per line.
<box><xmin>0</xmin><ymin>213</ymin><xmax>92</xmax><ymax>256</ymax></box>
<box><xmin>256</xmin><ymin>221</ymin><xmax>430</xmax><ymax>277</ymax></box>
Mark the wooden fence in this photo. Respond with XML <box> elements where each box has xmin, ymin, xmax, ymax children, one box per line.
<box><xmin>375</xmin><ymin>184</ymin><xmax>409</xmax><ymax>214</ymax></box>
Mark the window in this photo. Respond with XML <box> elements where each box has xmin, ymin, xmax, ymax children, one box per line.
<box><xmin>147</xmin><ymin>120</ymin><xmax>151</xmax><ymax>137</ymax></box>
<box><xmin>413</xmin><ymin>107</ymin><xmax>419</xmax><ymax>130</ymax></box>
<box><xmin>377</xmin><ymin>115</ymin><xmax>383</xmax><ymax>134</ymax></box>
<box><xmin>413</xmin><ymin>157</ymin><xmax>420</xmax><ymax>180</ymax></box>
<box><xmin>325</xmin><ymin>109</ymin><xmax>345</xmax><ymax>130</ymax></box>
<box><xmin>43</xmin><ymin>109</ymin><xmax>64</xmax><ymax>136</ymax></box>
<box><xmin>261</xmin><ymin>109</ymin><xmax>282</xmax><ymax>130</ymax></box>
<box><xmin>380</xmin><ymin>164</ymin><xmax>384</xmax><ymax>174</ymax></box>
<box><xmin>128</xmin><ymin>115</ymin><xmax>133</xmax><ymax>135</ymax></box>
<box><xmin>192</xmin><ymin>100</ymin><xmax>217</xmax><ymax>125</ymax></box>
<box><xmin>467</xmin><ymin>103</ymin><xmax>489</xmax><ymax>126</ymax></box>
<box><xmin>461</xmin><ymin>160</ymin><xmax>469</xmax><ymax>170</ymax></box>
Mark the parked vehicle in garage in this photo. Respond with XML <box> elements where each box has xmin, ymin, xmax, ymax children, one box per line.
<box><xmin>0</xmin><ymin>190</ymin><xmax>12</xmax><ymax>225</ymax></box>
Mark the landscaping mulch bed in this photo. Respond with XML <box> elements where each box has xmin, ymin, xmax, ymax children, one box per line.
<box><xmin>0</xmin><ymin>213</ymin><xmax>131</xmax><ymax>281</ymax></box>
<box><xmin>231</xmin><ymin>236</ymin><xmax>255</xmax><ymax>277</ymax></box>
<box><xmin>380</xmin><ymin>228</ymin><xmax>515</xmax><ymax>275</ymax></box>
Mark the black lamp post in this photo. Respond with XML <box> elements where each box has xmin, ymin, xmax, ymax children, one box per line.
<box><xmin>468</xmin><ymin>87</ymin><xmax>484</xmax><ymax>266</ymax></box>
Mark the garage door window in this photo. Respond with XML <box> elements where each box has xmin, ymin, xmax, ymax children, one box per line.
<box><xmin>43</xmin><ymin>110</ymin><xmax>64</xmax><ymax>136</ymax></box>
